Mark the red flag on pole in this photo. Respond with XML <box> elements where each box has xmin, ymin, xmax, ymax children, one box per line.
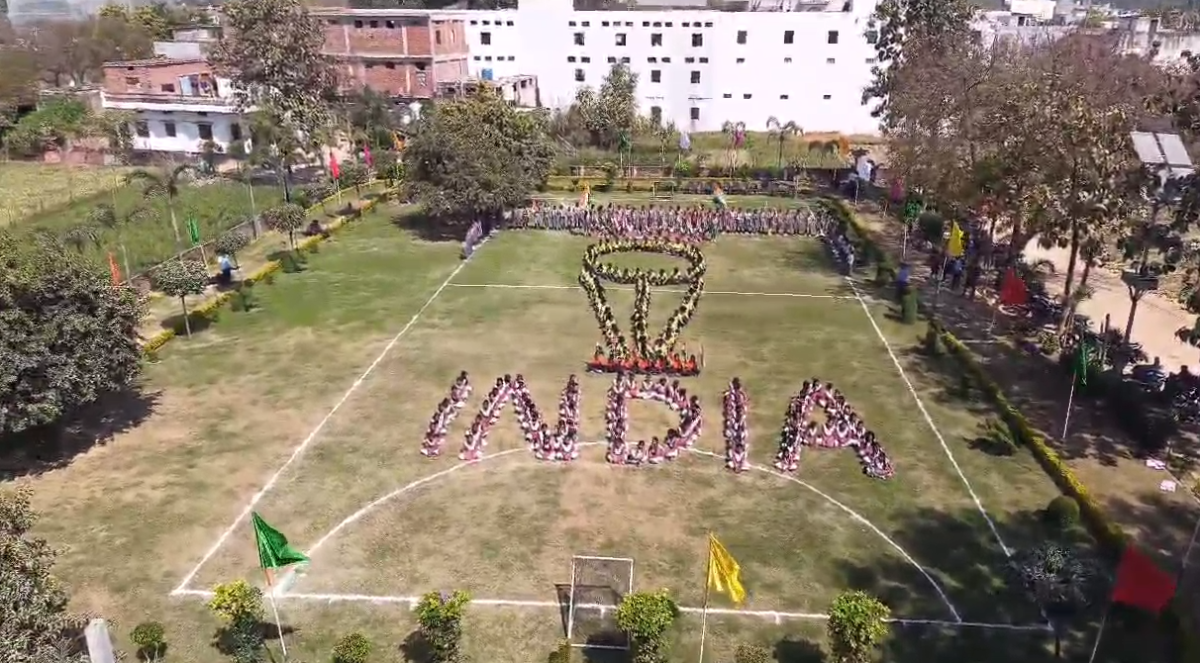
<box><xmin>1112</xmin><ymin>546</ymin><xmax>1176</xmax><ymax>613</ymax></box>
<box><xmin>108</xmin><ymin>252</ymin><xmax>122</xmax><ymax>286</ymax></box>
<box><xmin>363</xmin><ymin>143</ymin><xmax>373</xmax><ymax>169</ymax></box>
<box><xmin>889</xmin><ymin>177</ymin><xmax>904</xmax><ymax>203</ymax></box>
<box><xmin>999</xmin><ymin>268</ymin><xmax>1029</xmax><ymax>306</ymax></box>
<box><xmin>329</xmin><ymin>151</ymin><xmax>340</xmax><ymax>181</ymax></box>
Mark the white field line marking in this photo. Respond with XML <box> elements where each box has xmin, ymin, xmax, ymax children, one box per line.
<box><xmin>170</xmin><ymin>588</ymin><xmax>1046</xmax><ymax>632</ymax></box>
<box><xmin>289</xmin><ymin>443</ymin><xmax>960</xmax><ymax>622</ymax></box>
<box><xmin>447</xmin><ymin>283</ymin><xmax>856</xmax><ymax>299</ymax></box>
<box><xmin>170</xmin><ymin>256</ymin><xmax>475</xmax><ymax>596</ymax></box>
<box><xmin>845</xmin><ymin>278</ymin><xmax>1012</xmax><ymax>559</ymax></box>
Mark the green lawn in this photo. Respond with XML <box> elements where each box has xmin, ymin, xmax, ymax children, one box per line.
<box><xmin>9</xmin><ymin>199</ymin><xmax>1127</xmax><ymax>663</ymax></box>
<box><xmin>0</xmin><ymin>161</ymin><xmax>138</xmax><ymax>225</ymax></box>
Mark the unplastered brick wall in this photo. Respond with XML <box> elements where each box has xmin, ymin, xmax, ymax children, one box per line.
<box><xmin>103</xmin><ymin>60</ymin><xmax>214</xmax><ymax>94</ymax></box>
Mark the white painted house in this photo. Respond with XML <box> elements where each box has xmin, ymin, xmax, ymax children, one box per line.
<box><xmin>441</xmin><ymin>0</ymin><xmax>882</xmax><ymax>135</ymax></box>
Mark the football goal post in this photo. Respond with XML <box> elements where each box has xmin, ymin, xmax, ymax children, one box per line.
<box><xmin>565</xmin><ymin>554</ymin><xmax>635</xmax><ymax>651</ymax></box>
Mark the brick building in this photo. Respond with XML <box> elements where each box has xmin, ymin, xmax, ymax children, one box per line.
<box><xmin>313</xmin><ymin>8</ymin><xmax>471</xmax><ymax>99</ymax></box>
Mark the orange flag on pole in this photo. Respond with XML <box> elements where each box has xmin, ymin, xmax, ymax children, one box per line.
<box><xmin>108</xmin><ymin>252</ymin><xmax>122</xmax><ymax>286</ymax></box>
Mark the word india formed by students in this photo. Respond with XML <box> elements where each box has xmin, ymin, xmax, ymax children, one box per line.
<box><xmin>419</xmin><ymin>241</ymin><xmax>895</xmax><ymax>481</ymax></box>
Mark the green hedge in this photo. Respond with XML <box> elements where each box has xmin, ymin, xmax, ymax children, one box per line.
<box><xmin>820</xmin><ymin>195</ymin><xmax>1196</xmax><ymax>661</ymax></box>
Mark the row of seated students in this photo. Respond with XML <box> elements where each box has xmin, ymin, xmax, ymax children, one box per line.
<box><xmin>458</xmin><ymin>374</ymin><xmax>583</xmax><ymax>461</ymax></box>
<box><xmin>823</xmin><ymin>226</ymin><xmax>859</xmax><ymax>274</ymax></box>
<box><xmin>508</xmin><ymin>204</ymin><xmax>833</xmax><ymax>242</ymax></box>
<box><xmin>724</xmin><ymin>378</ymin><xmax>750</xmax><ymax>472</ymax></box>
<box><xmin>605</xmin><ymin>374</ymin><xmax>703</xmax><ymax>465</ymax></box>
<box><xmin>420</xmin><ymin>372</ymin><xmax>472</xmax><ymax>457</ymax></box>
<box><xmin>774</xmin><ymin>380</ymin><xmax>895</xmax><ymax>479</ymax></box>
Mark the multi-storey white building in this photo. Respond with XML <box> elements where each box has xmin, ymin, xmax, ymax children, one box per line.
<box><xmin>443</xmin><ymin>0</ymin><xmax>882</xmax><ymax>135</ymax></box>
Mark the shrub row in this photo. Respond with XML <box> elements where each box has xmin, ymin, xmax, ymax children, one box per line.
<box><xmin>821</xmin><ymin>195</ymin><xmax>1196</xmax><ymax>660</ymax></box>
<box><xmin>142</xmin><ymin>187</ymin><xmax>395</xmax><ymax>356</ymax></box>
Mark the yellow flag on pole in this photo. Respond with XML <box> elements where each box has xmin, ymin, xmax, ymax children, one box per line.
<box><xmin>707</xmin><ymin>533</ymin><xmax>746</xmax><ymax>605</ymax></box>
<box><xmin>947</xmin><ymin>222</ymin><xmax>966</xmax><ymax>258</ymax></box>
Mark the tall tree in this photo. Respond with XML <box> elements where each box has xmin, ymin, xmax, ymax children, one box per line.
<box><xmin>404</xmin><ymin>89</ymin><xmax>555</xmax><ymax>221</ymax></box>
<box><xmin>210</xmin><ymin>0</ymin><xmax>339</xmax><ymax>139</ymax></box>
<box><xmin>0</xmin><ymin>232</ymin><xmax>142</xmax><ymax>438</ymax></box>
<box><xmin>0</xmin><ymin>487</ymin><xmax>88</xmax><ymax>663</ymax></box>
<box><xmin>572</xmin><ymin>63</ymin><xmax>638</xmax><ymax>149</ymax></box>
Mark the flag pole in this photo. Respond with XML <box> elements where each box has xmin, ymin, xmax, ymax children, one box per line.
<box><xmin>263</xmin><ymin>569</ymin><xmax>289</xmax><ymax>659</ymax></box>
<box><xmin>1085</xmin><ymin>602</ymin><xmax>1112</xmax><ymax>663</ymax></box>
<box><xmin>933</xmin><ymin>251</ymin><xmax>949</xmax><ymax>311</ymax></box>
<box><xmin>698</xmin><ymin>535</ymin><xmax>712</xmax><ymax>663</ymax></box>
<box><xmin>1062</xmin><ymin>371</ymin><xmax>1078</xmax><ymax>440</ymax></box>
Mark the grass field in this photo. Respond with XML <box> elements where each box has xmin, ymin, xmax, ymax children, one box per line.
<box><xmin>0</xmin><ymin>162</ymin><xmax>138</xmax><ymax>224</ymax></box>
<box><xmin>11</xmin><ymin>196</ymin><xmax>1140</xmax><ymax>663</ymax></box>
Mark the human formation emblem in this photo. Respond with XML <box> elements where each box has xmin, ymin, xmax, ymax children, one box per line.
<box><xmin>418</xmin><ymin>234</ymin><xmax>893</xmax><ymax>481</ymax></box>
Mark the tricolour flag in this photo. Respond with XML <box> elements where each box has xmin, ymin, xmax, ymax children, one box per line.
<box><xmin>1112</xmin><ymin>545</ymin><xmax>1175</xmax><ymax>613</ymax></box>
<box><xmin>329</xmin><ymin>151</ymin><xmax>341</xmax><ymax>181</ymax></box>
<box><xmin>252</xmin><ymin>512</ymin><xmax>309</xmax><ymax>584</ymax></box>
<box><xmin>947</xmin><ymin>222</ymin><xmax>965</xmax><ymax>258</ymax></box>
<box><xmin>108</xmin><ymin>252</ymin><xmax>122</xmax><ymax>286</ymax></box>
<box><xmin>707</xmin><ymin>533</ymin><xmax>746</xmax><ymax>605</ymax></box>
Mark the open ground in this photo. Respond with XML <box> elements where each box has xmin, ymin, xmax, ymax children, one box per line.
<box><xmin>9</xmin><ymin>194</ymin><xmax>1142</xmax><ymax>663</ymax></box>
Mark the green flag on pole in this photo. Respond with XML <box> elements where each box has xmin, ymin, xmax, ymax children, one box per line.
<box><xmin>186</xmin><ymin>216</ymin><xmax>201</xmax><ymax>245</ymax></box>
<box><xmin>618</xmin><ymin>130</ymin><xmax>632</xmax><ymax>153</ymax></box>
<box><xmin>1075</xmin><ymin>343</ymin><xmax>1091</xmax><ymax>386</ymax></box>
<box><xmin>251</xmin><ymin>512</ymin><xmax>309</xmax><ymax>571</ymax></box>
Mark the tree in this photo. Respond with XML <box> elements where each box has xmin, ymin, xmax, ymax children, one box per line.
<box><xmin>125</xmin><ymin>164</ymin><xmax>198</xmax><ymax>251</ymax></box>
<box><xmin>210</xmin><ymin>0</ymin><xmax>339</xmax><ymax>139</ymax></box>
<box><xmin>1010</xmin><ymin>542</ymin><xmax>1102</xmax><ymax>658</ymax></box>
<box><xmin>244</xmin><ymin>109</ymin><xmax>306</xmax><ymax>202</ymax></box>
<box><xmin>414</xmin><ymin>590</ymin><xmax>470</xmax><ymax>663</ymax></box>
<box><xmin>766</xmin><ymin>116</ymin><xmax>802</xmax><ymax>169</ymax></box>
<box><xmin>614</xmin><ymin>590</ymin><xmax>679</xmax><ymax>663</ymax></box>
<box><xmin>863</xmin><ymin>0</ymin><xmax>975</xmax><ymax>117</ymax></box>
<box><xmin>0</xmin><ymin>233</ymin><xmax>142</xmax><ymax>437</ymax></box>
<box><xmin>0</xmin><ymin>487</ymin><xmax>88</xmax><ymax>663</ymax></box>
<box><xmin>153</xmin><ymin>259</ymin><xmax>209</xmax><ymax>337</ymax></box>
<box><xmin>826</xmin><ymin>591</ymin><xmax>891</xmax><ymax>663</ymax></box>
<box><xmin>262</xmin><ymin>203</ymin><xmax>306</xmax><ymax>250</ymax></box>
<box><xmin>215</xmin><ymin>228</ymin><xmax>251</xmax><ymax>268</ymax></box>
<box><xmin>0</xmin><ymin>44</ymin><xmax>39</xmax><ymax>131</ymax></box>
<box><xmin>404</xmin><ymin>89</ymin><xmax>555</xmax><ymax>221</ymax></box>
<box><xmin>572</xmin><ymin>63</ymin><xmax>638</xmax><ymax>149</ymax></box>
<box><xmin>129</xmin><ymin>622</ymin><xmax>167</xmax><ymax>662</ymax></box>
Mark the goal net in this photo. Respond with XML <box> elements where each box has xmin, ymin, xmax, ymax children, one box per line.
<box><xmin>565</xmin><ymin>554</ymin><xmax>635</xmax><ymax>651</ymax></box>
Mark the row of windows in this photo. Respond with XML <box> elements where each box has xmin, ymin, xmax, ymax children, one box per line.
<box><xmin>650</xmin><ymin>95</ymin><xmax>836</xmax><ymax>124</ymax></box>
<box><xmin>468</xmin><ymin>19</ymin><xmax>515</xmax><ymax>26</ymax></box>
<box><xmin>571</xmin><ymin>29</ymin><xmax>843</xmax><ymax>47</ymax></box>
<box><xmin>564</xmin><ymin>55</ymin><xmax>874</xmax><ymax>66</ymax></box>
<box><xmin>570</xmin><ymin>19</ymin><xmax>715</xmax><ymax>28</ymax></box>
<box><xmin>133</xmin><ymin>119</ymin><xmax>243</xmax><ymax>142</ymax></box>
<box><xmin>473</xmin><ymin>55</ymin><xmax>517</xmax><ymax>61</ymax></box>
<box><xmin>333</xmin><ymin>18</ymin><xmax>420</xmax><ymax>29</ymax></box>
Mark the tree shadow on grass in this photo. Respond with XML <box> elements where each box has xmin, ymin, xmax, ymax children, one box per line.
<box><xmin>392</xmin><ymin>210</ymin><xmax>472</xmax><ymax>243</ymax></box>
<box><xmin>0</xmin><ymin>387</ymin><xmax>160</xmax><ymax>480</ymax></box>
<box><xmin>159</xmin><ymin>311</ymin><xmax>217</xmax><ymax>335</ymax></box>
<box><xmin>775</xmin><ymin>637</ymin><xmax>825</xmax><ymax>663</ymax></box>
<box><xmin>399</xmin><ymin>630</ymin><xmax>433</xmax><ymax>663</ymax></box>
<box><xmin>210</xmin><ymin>621</ymin><xmax>296</xmax><ymax>657</ymax></box>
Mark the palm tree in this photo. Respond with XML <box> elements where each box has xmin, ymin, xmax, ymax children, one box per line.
<box><xmin>247</xmin><ymin>111</ymin><xmax>305</xmax><ymax>203</ymax></box>
<box><xmin>766</xmin><ymin>116</ymin><xmax>802</xmax><ymax>169</ymax></box>
<box><xmin>125</xmin><ymin>164</ymin><xmax>198</xmax><ymax>251</ymax></box>
<box><xmin>62</xmin><ymin>223</ymin><xmax>101</xmax><ymax>254</ymax></box>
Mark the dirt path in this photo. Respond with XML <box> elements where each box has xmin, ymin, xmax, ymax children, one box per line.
<box><xmin>1024</xmin><ymin>243</ymin><xmax>1198</xmax><ymax>371</ymax></box>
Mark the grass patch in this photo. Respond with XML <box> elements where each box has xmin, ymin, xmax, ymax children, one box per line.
<box><xmin>0</xmin><ymin>162</ymin><xmax>139</xmax><ymax>224</ymax></box>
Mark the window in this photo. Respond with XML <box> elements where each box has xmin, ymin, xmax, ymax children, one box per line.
<box><xmin>642</xmin><ymin>21</ymin><xmax>650</xmax><ymax>26</ymax></box>
<box><xmin>602</xmin><ymin>20</ymin><xmax>610</xmax><ymax>26</ymax></box>
<box><xmin>160</xmin><ymin>83</ymin><xmax>176</xmax><ymax>93</ymax></box>
<box><xmin>616</xmin><ymin>33</ymin><xmax>626</xmax><ymax>46</ymax></box>
<box><xmin>575</xmin><ymin>68</ymin><xmax>585</xmax><ymax>82</ymax></box>
<box><xmin>651</xmin><ymin>33</ymin><xmax>662</xmax><ymax>46</ymax></box>
<box><xmin>507</xmin><ymin>20</ymin><xmax>514</xmax><ymax>25</ymax></box>
<box><xmin>736</xmin><ymin>57</ymin><xmax>745</xmax><ymax>63</ymax></box>
<box><xmin>386</xmin><ymin>20</ymin><xmax>395</xmax><ymax>28</ymax></box>
<box><xmin>568</xmin><ymin>56</ymin><xmax>577</xmax><ymax>62</ymax></box>
<box><xmin>385</xmin><ymin>62</ymin><xmax>396</xmax><ymax>69</ymax></box>
<box><xmin>608</xmin><ymin>56</ymin><xmax>617</xmax><ymax>63</ymax></box>
<box><xmin>826</xmin><ymin>57</ymin><xmax>836</xmax><ymax>64</ymax></box>
<box><xmin>683</xmin><ymin>21</ymin><xmax>690</xmax><ymax>27</ymax></box>
<box><xmin>650</xmin><ymin>69</ymin><xmax>661</xmax><ymax>82</ymax></box>
<box><xmin>134</xmin><ymin>121</ymin><xmax>148</xmax><ymax>137</ymax></box>
<box><xmin>327</xmin><ymin>19</ymin><xmax>337</xmax><ymax>25</ymax></box>
<box><xmin>484</xmin><ymin>56</ymin><xmax>492</xmax><ymax>61</ymax></box>
<box><xmin>581</xmin><ymin>56</ymin><xmax>591</xmax><ymax>63</ymax></box>
<box><xmin>353</xmin><ymin>20</ymin><xmax>363</xmax><ymax>28</ymax></box>
<box><xmin>744</xmin><ymin>93</ymin><xmax>753</xmax><ymax>99</ymax></box>
<box><xmin>650</xmin><ymin>106</ymin><xmax>662</xmax><ymax>124</ymax></box>
<box><xmin>691</xmin><ymin>33</ymin><xmax>702</xmax><ymax>47</ymax></box>
<box><xmin>827</xmin><ymin>30</ymin><xmax>839</xmax><ymax>44</ymax></box>
<box><xmin>621</xmin><ymin>57</ymin><xmax>630</xmax><ymax>63</ymax></box>
<box><xmin>784</xmin><ymin>57</ymin><xmax>792</xmax><ymax>63</ymax></box>
<box><xmin>661</xmin><ymin>56</ymin><xmax>671</xmax><ymax>63</ymax></box>
<box><xmin>822</xmin><ymin>94</ymin><xmax>832</xmax><ymax>100</ymax></box>
<box><xmin>436</xmin><ymin>30</ymin><xmax>442</xmax><ymax>44</ymax></box>
<box><xmin>722</xmin><ymin>93</ymin><xmax>732</xmax><ymax>98</ymax></box>
<box><xmin>365</xmin><ymin>62</ymin><xmax>376</xmax><ymax>68</ymax></box>
<box><xmin>647</xmin><ymin>56</ymin><xmax>657</xmax><ymax>63</ymax></box>
<box><xmin>473</xmin><ymin>55</ymin><xmax>481</xmax><ymax>61</ymax></box>
<box><xmin>653</xmin><ymin>21</ymin><xmax>662</xmax><ymax>27</ymax></box>
<box><xmin>780</xmin><ymin>94</ymin><xmax>789</xmax><ymax>99</ymax></box>
<box><xmin>685</xmin><ymin>57</ymin><xmax>695</xmax><ymax>63</ymax></box>
<box><xmin>581</xmin><ymin>21</ymin><xmax>589</xmax><ymax>26</ymax></box>
<box><xmin>699</xmin><ymin>57</ymin><xmax>708</xmax><ymax>63</ymax></box>
<box><xmin>230</xmin><ymin>123</ymin><xmax>243</xmax><ymax>141</ymax></box>
<box><xmin>705</xmin><ymin>21</ymin><xmax>713</xmax><ymax>27</ymax></box>
<box><xmin>368</xmin><ymin>20</ymin><xmax>378</xmax><ymax>28</ymax></box>
<box><xmin>866</xmin><ymin>57</ymin><xmax>876</xmax><ymax>64</ymax></box>
<box><xmin>690</xmin><ymin>107</ymin><xmax>700</xmax><ymax>121</ymax></box>
<box><xmin>690</xmin><ymin>70</ymin><xmax>700</xmax><ymax>84</ymax></box>
<box><xmin>125</xmin><ymin>76</ymin><xmax>139</xmax><ymax>86</ymax></box>
<box><xmin>508</xmin><ymin>56</ymin><xmax>515</xmax><ymax>61</ymax></box>
<box><xmin>784</xmin><ymin>30</ymin><xmax>794</xmax><ymax>44</ymax></box>
<box><xmin>865</xmin><ymin>29</ymin><xmax>878</xmax><ymax>44</ymax></box>
<box><xmin>163</xmin><ymin>121</ymin><xmax>176</xmax><ymax>137</ymax></box>
<box><xmin>197</xmin><ymin>123</ymin><xmax>213</xmax><ymax>141</ymax></box>
<box><xmin>665</xmin><ymin>22</ymin><xmax>673</xmax><ymax>27</ymax></box>
<box><xmin>481</xmin><ymin>32</ymin><xmax>491</xmax><ymax>45</ymax></box>
<box><xmin>569</xmin><ymin>20</ymin><xmax>576</xmax><ymax>26</ymax></box>
<box><xmin>574</xmin><ymin>32</ymin><xmax>584</xmax><ymax>45</ymax></box>
<box><xmin>736</xmin><ymin>30</ymin><xmax>747</xmax><ymax>44</ymax></box>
